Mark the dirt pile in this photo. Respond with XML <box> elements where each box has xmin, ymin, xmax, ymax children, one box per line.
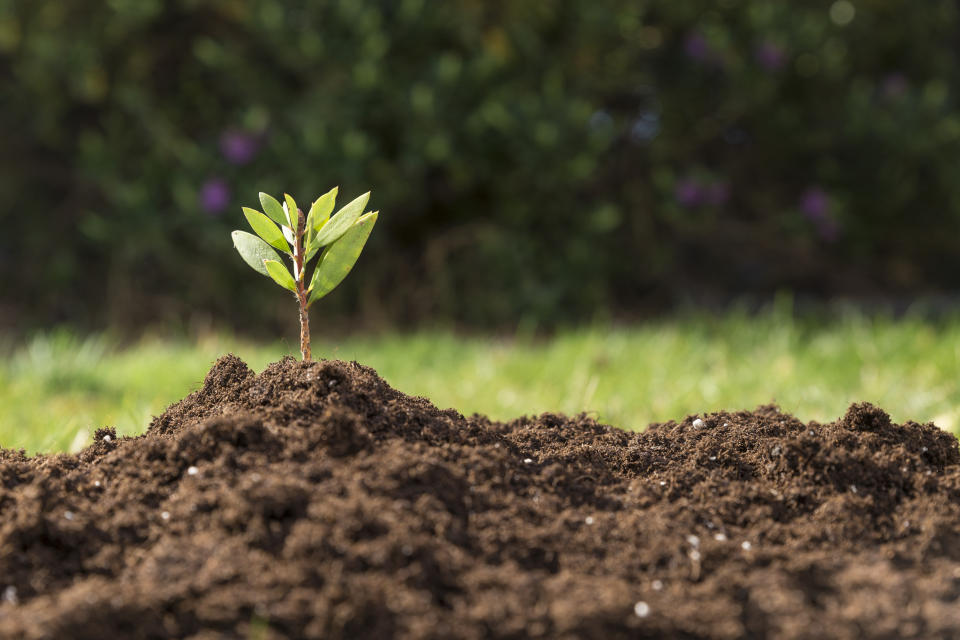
<box><xmin>1</xmin><ymin>355</ymin><xmax>959</xmax><ymax>639</ymax></box>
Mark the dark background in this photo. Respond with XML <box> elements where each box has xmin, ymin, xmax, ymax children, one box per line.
<box><xmin>2</xmin><ymin>0</ymin><xmax>958</xmax><ymax>334</ymax></box>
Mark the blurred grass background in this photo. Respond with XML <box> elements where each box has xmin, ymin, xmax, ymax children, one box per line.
<box><xmin>7</xmin><ymin>307</ymin><xmax>960</xmax><ymax>453</ymax></box>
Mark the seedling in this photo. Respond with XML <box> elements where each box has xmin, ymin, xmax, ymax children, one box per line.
<box><xmin>231</xmin><ymin>188</ymin><xmax>377</xmax><ymax>360</ymax></box>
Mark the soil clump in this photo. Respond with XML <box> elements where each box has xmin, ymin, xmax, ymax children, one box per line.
<box><xmin>1</xmin><ymin>355</ymin><xmax>959</xmax><ymax>639</ymax></box>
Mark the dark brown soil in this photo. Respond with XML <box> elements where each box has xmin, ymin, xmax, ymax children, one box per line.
<box><xmin>2</xmin><ymin>356</ymin><xmax>960</xmax><ymax>639</ymax></box>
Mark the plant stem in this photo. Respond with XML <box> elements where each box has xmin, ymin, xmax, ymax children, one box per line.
<box><xmin>298</xmin><ymin>286</ymin><xmax>310</xmax><ymax>361</ymax></box>
<box><xmin>293</xmin><ymin>208</ymin><xmax>311</xmax><ymax>361</ymax></box>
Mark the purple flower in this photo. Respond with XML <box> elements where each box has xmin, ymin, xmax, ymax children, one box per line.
<box><xmin>199</xmin><ymin>178</ymin><xmax>230</xmax><ymax>215</ymax></box>
<box><xmin>703</xmin><ymin>182</ymin><xmax>730</xmax><ymax>206</ymax></box>
<box><xmin>799</xmin><ymin>187</ymin><xmax>830</xmax><ymax>221</ymax></box>
<box><xmin>684</xmin><ymin>32</ymin><xmax>711</xmax><ymax>62</ymax></box>
<box><xmin>799</xmin><ymin>187</ymin><xmax>840</xmax><ymax>241</ymax></box>
<box><xmin>881</xmin><ymin>72</ymin><xmax>908</xmax><ymax>100</ymax></box>
<box><xmin>755</xmin><ymin>41</ymin><xmax>786</xmax><ymax>72</ymax></box>
<box><xmin>675</xmin><ymin>178</ymin><xmax>702</xmax><ymax>208</ymax></box>
<box><xmin>219</xmin><ymin>130</ymin><xmax>260</xmax><ymax>165</ymax></box>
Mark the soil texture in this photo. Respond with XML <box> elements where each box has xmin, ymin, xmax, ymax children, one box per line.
<box><xmin>1</xmin><ymin>355</ymin><xmax>959</xmax><ymax>639</ymax></box>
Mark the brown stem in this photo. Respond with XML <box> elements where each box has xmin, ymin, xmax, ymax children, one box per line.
<box><xmin>293</xmin><ymin>207</ymin><xmax>311</xmax><ymax>360</ymax></box>
<box><xmin>298</xmin><ymin>285</ymin><xmax>311</xmax><ymax>361</ymax></box>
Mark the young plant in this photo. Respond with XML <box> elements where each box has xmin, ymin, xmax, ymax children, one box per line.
<box><xmin>231</xmin><ymin>188</ymin><xmax>377</xmax><ymax>360</ymax></box>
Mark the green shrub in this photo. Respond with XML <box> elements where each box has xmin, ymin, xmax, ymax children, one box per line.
<box><xmin>2</xmin><ymin>0</ymin><xmax>959</xmax><ymax>330</ymax></box>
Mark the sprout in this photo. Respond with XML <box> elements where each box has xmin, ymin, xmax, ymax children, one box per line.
<box><xmin>231</xmin><ymin>188</ymin><xmax>378</xmax><ymax>360</ymax></box>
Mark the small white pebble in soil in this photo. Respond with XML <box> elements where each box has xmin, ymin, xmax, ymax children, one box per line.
<box><xmin>922</xmin><ymin>446</ymin><xmax>928</xmax><ymax>452</ymax></box>
<box><xmin>585</xmin><ymin>516</ymin><xmax>595</xmax><ymax>525</ymax></box>
<box><xmin>523</xmin><ymin>458</ymin><xmax>533</xmax><ymax>464</ymax></box>
<box><xmin>103</xmin><ymin>434</ymin><xmax>112</xmax><ymax>443</ymax></box>
<box><xmin>64</xmin><ymin>511</ymin><xmax>74</xmax><ymax>521</ymax></box>
<box><xmin>850</xmin><ymin>485</ymin><xmax>858</xmax><ymax>494</ymax></box>
<box><xmin>659</xmin><ymin>481</ymin><xmax>666</xmax><ymax>486</ymax></box>
<box><xmin>686</xmin><ymin>535</ymin><xmax>700</xmax><ymax>548</ymax></box>
<box><xmin>651</xmin><ymin>580</ymin><xmax>664</xmax><ymax>591</ymax></box>
<box><xmin>161</xmin><ymin>511</ymin><xmax>170</xmax><ymax>521</ymax></box>
<box><xmin>714</xmin><ymin>533</ymin><xmax>727</xmax><ymax>542</ymax></box>
<box><xmin>689</xmin><ymin>550</ymin><xmax>701</xmax><ymax>561</ymax></box>
<box><xmin>633</xmin><ymin>601</ymin><xmax>650</xmax><ymax>618</ymax></box>
<box><xmin>187</xmin><ymin>466</ymin><xmax>199</xmax><ymax>476</ymax></box>
<box><xmin>708</xmin><ymin>456</ymin><xmax>717</xmax><ymax>461</ymax></box>
<box><xmin>808</xmin><ymin>430</ymin><xmax>815</xmax><ymax>436</ymax></box>
<box><xmin>93</xmin><ymin>480</ymin><xmax>101</xmax><ymax>488</ymax></box>
<box><xmin>722</xmin><ymin>423</ymin><xmax>729</xmax><ymax>427</ymax></box>
<box><xmin>741</xmin><ymin>541</ymin><xmax>752</xmax><ymax>551</ymax></box>
<box><xmin>692</xmin><ymin>418</ymin><xmax>705</xmax><ymax>429</ymax></box>
<box><xmin>2</xmin><ymin>586</ymin><xmax>17</xmax><ymax>605</ymax></box>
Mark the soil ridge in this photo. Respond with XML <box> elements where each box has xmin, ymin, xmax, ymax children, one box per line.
<box><xmin>0</xmin><ymin>355</ymin><xmax>958</xmax><ymax>639</ymax></box>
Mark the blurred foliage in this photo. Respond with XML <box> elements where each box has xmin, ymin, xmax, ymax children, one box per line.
<box><xmin>1</xmin><ymin>0</ymin><xmax>959</xmax><ymax>330</ymax></box>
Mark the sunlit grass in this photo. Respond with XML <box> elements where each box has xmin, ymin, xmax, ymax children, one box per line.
<box><xmin>4</xmin><ymin>309</ymin><xmax>960</xmax><ymax>453</ymax></box>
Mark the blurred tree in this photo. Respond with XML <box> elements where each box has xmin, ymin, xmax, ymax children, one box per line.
<box><xmin>1</xmin><ymin>0</ymin><xmax>959</xmax><ymax>331</ymax></box>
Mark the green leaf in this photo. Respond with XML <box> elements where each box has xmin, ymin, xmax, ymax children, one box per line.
<box><xmin>243</xmin><ymin>207</ymin><xmax>289</xmax><ymax>252</ymax></box>
<box><xmin>263</xmin><ymin>259</ymin><xmax>297</xmax><ymax>292</ymax></box>
<box><xmin>308</xmin><ymin>211</ymin><xmax>377</xmax><ymax>305</ymax></box>
<box><xmin>284</xmin><ymin>193</ymin><xmax>300</xmax><ymax>230</ymax></box>
<box><xmin>307</xmin><ymin>187</ymin><xmax>338</xmax><ymax>233</ymax></box>
<box><xmin>258</xmin><ymin>192</ymin><xmax>289</xmax><ymax>227</ymax></box>
<box><xmin>305</xmin><ymin>188</ymin><xmax>337</xmax><ymax>251</ymax></box>
<box><xmin>231</xmin><ymin>230</ymin><xmax>282</xmax><ymax>277</ymax></box>
<box><xmin>304</xmin><ymin>231</ymin><xmax>322</xmax><ymax>263</ymax></box>
<box><xmin>313</xmin><ymin>191</ymin><xmax>370</xmax><ymax>248</ymax></box>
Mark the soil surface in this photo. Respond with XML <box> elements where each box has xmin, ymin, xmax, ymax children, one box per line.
<box><xmin>1</xmin><ymin>356</ymin><xmax>959</xmax><ymax>639</ymax></box>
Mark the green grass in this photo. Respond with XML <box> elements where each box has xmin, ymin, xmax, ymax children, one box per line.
<box><xmin>4</xmin><ymin>309</ymin><xmax>960</xmax><ymax>453</ymax></box>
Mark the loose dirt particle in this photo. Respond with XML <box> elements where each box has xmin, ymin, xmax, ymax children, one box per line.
<box><xmin>0</xmin><ymin>358</ymin><xmax>958</xmax><ymax>639</ymax></box>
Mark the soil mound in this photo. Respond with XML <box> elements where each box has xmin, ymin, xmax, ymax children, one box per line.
<box><xmin>1</xmin><ymin>355</ymin><xmax>959</xmax><ymax>639</ymax></box>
